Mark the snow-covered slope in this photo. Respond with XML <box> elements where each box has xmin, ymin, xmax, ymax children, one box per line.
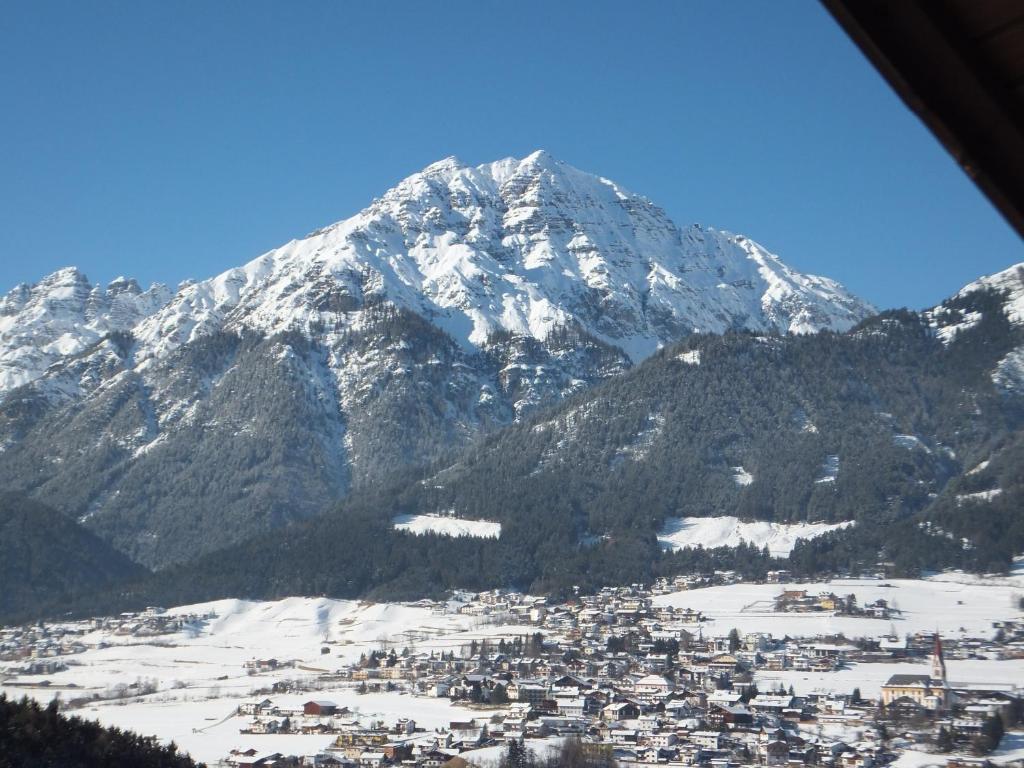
<box><xmin>924</xmin><ymin>262</ymin><xmax>1024</xmax><ymax>393</ymax></box>
<box><xmin>0</xmin><ymin>152</ymin><xmax>873</xmax><ymax>403</ymax></box>
<box><xmin>925</xmin><ymin>262</ymin><xmax>1024</xmax><ymax>343</ymax></box>
<box><xmin>974</xmin><ymin>264</ymin><xmax>1024</xmax><ymax>393</ymax></box>
<box><xmin>128</xmin><ymin>150</ymin><xmax>872</xmax><ymax>367</ymax></box>
<box><xmin>948</xmin><ymin>262</ymin><xmax>1024</xmax><ymax>326</ymax></box>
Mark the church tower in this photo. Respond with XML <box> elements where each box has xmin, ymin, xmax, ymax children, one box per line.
<box><xmin>930</xmin><ymin>632</ymin><xmax>950</xmax><ymax>709</ymax></box>
<box><xmin>931</xmin><ymin>633</ymin><xmax>947</xmax><ymax>683</ymax></box>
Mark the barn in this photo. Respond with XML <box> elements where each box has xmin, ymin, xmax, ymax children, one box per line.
<box><xmin>303</xmin><ymin>699</ymin><xmax>339</xmax><ymax>716</ymax></box>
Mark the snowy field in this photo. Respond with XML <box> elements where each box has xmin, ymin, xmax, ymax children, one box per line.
<box><xmin>755</xmin><ymin>658</ymin><xmax>1024</xmax><ymax>698</ymax></box>
<box><xmin>652</xmin><ymin>569</ymin><xmax>1024</xmax><ymax>640</ymax></box>
<box><xmin>2</xmin><ymin>568</ymin><xmax>1021</xmax><ymax>764</ymax></box>
<box><xmin>892</xmin><ymin>732</ymin><xmax>1024</xmax><ymax>768</ymax></box>
<box><xmin>85</xmin><ymin>692</ymin><xmax>495</xmax><ymax>764</ymax></box>
<box><xmin>657</xmin><ymin>516</ymin><xmax>854</xmax><ymax>556</ymax></box>
<box><xmin>393</xmin><ymin>513</ymin><xmax>501</xmax><ymax>539</ymax></box>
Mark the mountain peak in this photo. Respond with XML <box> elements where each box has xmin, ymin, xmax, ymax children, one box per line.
<box><xmin>0</xmin><ymin>267</ymin><xmax>172</xmax><ymax>394</ymax></box>
<box><xmin>123</xmin><ymin>153</ymin><xmax>874</xmax><ymax>368</ymax></box>
<box><xmin>107</xmin><ymin>276</ymin><xmax>142</xmax><ymax>295</ymax></box>
<box><xmin>419</xmin><ymin>155</ymin><xmax>466</xmax><ymax>176</ymax></box>
<box><xmin>40</xmin><ymin>266</ymin><xmax>89</xmax><ymax>285</ymax></box>
<box><xmin>411</xmin><ymin>150</ymin><xmax>568</xmax><ymax>188</ymax></box>
<box><xmin>520</xmin><ymin>148</ymin><xmax>558</xmax><ymax>168</ymax></box>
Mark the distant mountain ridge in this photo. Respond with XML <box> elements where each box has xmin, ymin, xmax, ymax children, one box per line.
<box><xmin>0</xmin><ymin>152</ymin><xmax>875</xmax><ymax>567</ymax></box>
<box><xmin>0</xmin><ymin>269</ymin><xmax>169</xmax><ymax>394</ymax></box>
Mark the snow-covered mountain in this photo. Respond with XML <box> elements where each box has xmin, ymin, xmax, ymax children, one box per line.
<box><xmin>0</xmin><ymin>269</ymin><xmax>169</xmax><ymax>393</ymax></box>
<box><xmin>1</xmin><ymin>151</ymin><xmax>871</xmax><ymax>402</ymax></box>
<box><xmin>130</xmin><ymin>150</ymin><xmax>870</xmax><ymax>364</ymax></box>
<box><xmin>926</xmin><ymin>262</ymin><xmax>1024</xmax><ymax>392</ymax></box>
<box><xmin>926</xmin><ymin>262</ymin><xmax>1024</xmax><ymax>342</ymax></box>
<box><xmin>0</xmin><ymin>152</ymin><xmax>876</xmax><ymax>567</ymax></box>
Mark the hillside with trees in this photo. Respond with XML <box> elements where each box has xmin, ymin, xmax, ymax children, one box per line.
<box><xmin>3</xmin><ymin>284</ymin><xmax>1022</xmax><ymax>623</ymax></box>
<box><xmin>0</xmin><ymin>493</ymin><xmax>148</xmax><ymax>623</ymax></box>
<box><xmin>111</xmin><ymin>286</ymin><xmax>1024</xmax><ymax>610</ymax></box>
<box><xmin>0</xmin><ymin>695</ymin><xmax>201</xmax><ymax>768</ymax></box>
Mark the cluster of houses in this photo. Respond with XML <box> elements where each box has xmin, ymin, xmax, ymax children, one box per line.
<box><xmin>0</xmin><ymin>624</ymin><xmax>88</xmax><ymax>665</ymax></box>
<box><xmin>991</xmin><ymin>620</ymin><xmax>1024</xmax><ymax>659</ymax></box>
<box><xmin>215</xmin><ymin>586</ymin><xmax>1021</xmax><ymax>768</ymax></box>
<box><xmin>772</xmin><ymin>592</ymin><xmax>898</xmax><ymax>620</ymax></box>
<box><xmin>0</xmin><ymin>606</ymin><xmax>211</xmax><ymax>665</ymax></box>
<box><xmin>1</xmin><ymin>581</ymin><xmax>1020</xmax><ymax>768</ymax></box>
<box><xmin>0</xmin><ymin>606</ymin><xmax>214</xmax><ymax>691</ymax></box>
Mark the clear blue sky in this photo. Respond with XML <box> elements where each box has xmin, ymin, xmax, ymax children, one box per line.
<box><xmin>2</xmin><ymin>1</ymin><xmax>1021</xmax><ymax>310</ymax></box>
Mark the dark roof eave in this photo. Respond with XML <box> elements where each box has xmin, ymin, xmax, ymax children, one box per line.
<box><xmin>820</xmin><ymin>0</ymin><xmax>1024</xmax><ymax>240</ymax></box>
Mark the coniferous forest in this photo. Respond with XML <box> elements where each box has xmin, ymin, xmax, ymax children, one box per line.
<box><xmin>0</xmin><ymin>695</ymin><xmax>201</xmax><ymax>768</ymax></box>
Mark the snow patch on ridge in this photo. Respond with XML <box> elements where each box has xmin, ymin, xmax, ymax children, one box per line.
<box><xmin>658</xmin><ymin>516</ymin><xmax>854</xmax><ymax>557</ymax></box>
<box><xmin>393</xmin><ymin>512</ymin><xmax>501</xmax><ymax>539</ymax></box>
<box><xmin>993</xmin><ymin>347</ymin><xmax>1024</xmax><ymax>393</ymax></box>
<box><xmin>893</xmin><ymin>434</ymin><xmax>930</xmax><ymax>452</ymax></box>
<box><xmin>967</xmin><ymin>459</ymin><xmax>990</xmax><ymax>476</ymax></box>
<box><xmin>815</xmin><ymin>454</ymin><xmax>840</xmax><ymax>484</ymax></box>
<box><xmin>731</xmin><ymin>466</ymin><xmax>754</xmax><ymax>486</ymax></box>
<box><xmin>956</xmin><ymin>489</ymin><xmax>1002</xmax><ymax>505</ymax></box>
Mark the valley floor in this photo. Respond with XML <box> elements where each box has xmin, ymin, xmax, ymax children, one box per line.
<box><xmin>1</xmin><ymin>569</ymin><xmax>1022</xmax><ymax>766</ymax></box>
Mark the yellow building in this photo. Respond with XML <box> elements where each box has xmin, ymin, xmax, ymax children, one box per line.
<box><xmin>880</xmin><ymin>674</ymin><xmax>946</xmax><ymax>708</ymax></box>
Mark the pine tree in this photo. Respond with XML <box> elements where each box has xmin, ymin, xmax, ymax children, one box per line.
<box><xmin>937</xmin><ymin>726</ymin><xmax>953</xmax><ymax>752</ymax></box>
<box><xmin>975</xmin><ymin>714</ymin><xmax>1005</xmax><ymax>754</ymax></box>
<box><xmin>491</xmin><ymin>684</ymin><xmax>509</xmax><ymax>705</ymax></box>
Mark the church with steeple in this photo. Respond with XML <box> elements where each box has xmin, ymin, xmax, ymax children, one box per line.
<box><xmin>881</xmin><ymin>632</ymin><xmax>951</xmax><ymax>711</ymax></box>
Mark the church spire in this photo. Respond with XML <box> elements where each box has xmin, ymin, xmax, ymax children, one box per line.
<box><xmin>931</xmin><ymin>632</ymin><xmax>947</xmax><ymax>683</ymax></box>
